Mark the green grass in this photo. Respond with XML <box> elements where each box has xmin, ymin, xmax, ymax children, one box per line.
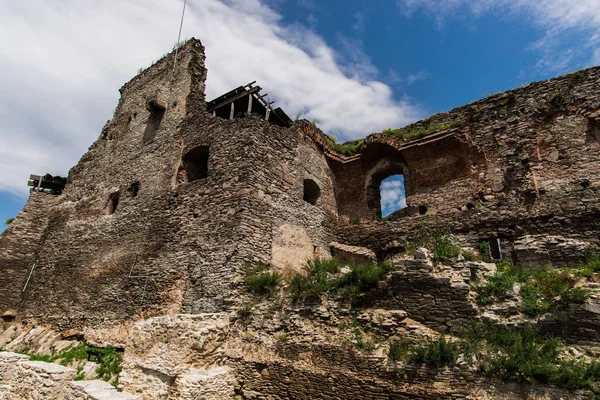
<box><xmin>289</xmin><ymin>257</ymin><xmax>391</xmax><ymax>304</ymax></box>
<box><xmin>236</xmin><ymin>300</ymin><xmax>254</xmax><ymax>323</ymax></box>
<box><xmin>475</xmin><ymin>263</ymin><xmax>591</xmax><ymax>316</ymax></box>
<box><xmin>549</xmin><ymin>91</ymin><xmax>566</xmax><ymax>111</ymax></box>
<box><xmin>461</xmin><ymin>322</ymin><xmax>600</xmax><ymax>390</ymax></box>
<box><xmin>478</xmin><ymin>241</ymin><xmax>490</xmax><ymax>258</ymax></box>
<box><xmin>353</xmin><ymin>328</ymin><xmax>377</xmax><ymax>351</ymax></box>
<box><xmin>389</xmin><ymin>339</ymin><xmax>412</xmax><ymax>362</ymax></box>
<box><xmin>27</xmin><ymin>343</ymin><xmax>122</xmax><ymax>386</ymax></box>
<box><xmin>382</xmin><ymin>120</ymin><xmax>465</xmax><ymax>142</ymax></box>
<box><xmin>245</xmin><ymin>263</ymin><xmax>281</xmax><ymax>296</ymax></box>
<box><xmin>94</xmin><ymin>347</ymin><xmax>122</xmax><ymax>386</ymax></box>
<box><xmin>411</xmin><ymin>335</ymin><xmax>460</xmax><ymax>368</ymax></box>
<box><xmin>390</xmin><ymin>322</ymin><xmax>600</xmax><ymax>392</ymax></box>
<box><xmin>4</xmin><ymin>218</ymin><xmax>14</xmax><ymax>225</ymax></box>
<box><xmin>402</xmin><ymin>223</ymin><xmax>467</xmax><ymax>265</ymax></box>
<box><xmin>324</xmin><ymin>134</ymin><xmax>364</xmax><ymax>156</ymax></box>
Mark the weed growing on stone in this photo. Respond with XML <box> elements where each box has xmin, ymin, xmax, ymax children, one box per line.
<box><xmin>353</xmin><ymin>329</ymin><xmax>376</xmax><ymax>351</ymax></box>
<box><xmin>460</xmin><ymin>322</ymin><xmax>600</xmax><ymax>390</ymax></box>
<box><xmin>478</xmin><ymin>241</ymin><xmax>490</xmax><ymax>258</ymax></box>
<box><xmin>324</xmin><ymin>135</ymin><xmax>364</xmax><ymax>156</ymax></box>
<box><xmin>475</xmin><ymin>263</ymin><xmax>591</xmax><ymax>315</ymax></box>
<box><xmin>244</xmin><ymin>262</ymin><xmax>281</xmax><ymax>296</ymax></box>
<box><xmin>402</xmin><ymin>222</ymin><xmax>471</xmax><ymax>265</ymax></box>
<box><xmin>28</xmin><ymin>342</ymin><xmax>122</xmax><ymax>386</ymax></box>
<box><xmin>289</xmin><ymin>257</ymin><xmax>390</xmax><ymax>304</ymax></box>
<box><xmin>390</xmin><ymin>322</ymin><xmax>600</xmax><ymax>392</ymax></box>
<box><xmin>95</xmin><ymin>347</ymin><xmax>122</xmax><ymax>386</ymax></box>
<box><xmin>411</xmin><ymin>335</ymin><xmax>460</xmax><ymax>368</ymax></box>
<box><xmin>75</xmin><ymin>366</ymin><xmax>85</xmax><ymax>381</ymax></box>
<box><xmin>549</xmin><ymin>91</ymin><xmax>566</xmax><ymax>111</ymax></box>
<box><xmin>382</xmin><ymin>120</ymin><xmax>465</xmax><ymax>142</ymax></box>
<box><xmin>236</xmin><ymin>300</ymin><xmax>254</xmax><ymax>323</ymax></box>
<box><xmin>388</xmin><ymin>339</ymin><xmax>412</xmax><ymax>362</ymax></box>
<box><xmin>274</xmin><ymin>333</ymin><xmax>288</xmax><ymax>344</ymax></box>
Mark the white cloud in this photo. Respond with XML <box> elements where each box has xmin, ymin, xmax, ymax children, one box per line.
<box><xmin>396</xmin><ymin>0</ymin><xmax>600</xmax><ymax>71</ymax></box>
<box><xmin>0</xmin><ymin>0</ymin><xmax>422</xmax><ymax>197</ymax></box>
<box><xmin>406</xmin><ymin>71</ymin><xmax>428</xmax><ymax>86</ymax></box>
<box><xmin>380</xmin><ymin>178</ymin><xmax>407</xmax><ymax>215</ymax></box>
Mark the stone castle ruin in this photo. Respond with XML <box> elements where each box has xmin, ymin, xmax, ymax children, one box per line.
<box><xmin>2</xmin><ymin>38</ymin><xmax>600</xmax><ymax>399</ymax></box>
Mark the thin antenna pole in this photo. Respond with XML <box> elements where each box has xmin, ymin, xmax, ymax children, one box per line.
<box><xmin>172</xmin><ymin>0</ymin><xmax>188</xmax><ymax>76</ymax></box>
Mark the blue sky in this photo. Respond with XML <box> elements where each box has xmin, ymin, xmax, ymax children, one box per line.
<box><xmin>1</xmin><ymin>0</ymin><xmax>600</xmax><ymax>231</ymax></box>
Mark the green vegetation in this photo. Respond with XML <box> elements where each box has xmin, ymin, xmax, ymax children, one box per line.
<box><xmin>4</xmin><ymin>218</ymin><xmax>14</xmax><ymax>225</ymax></box>
<box><xmin>568</xmin><ymin>71</ymin><xmax>585</xmax><ymax>81</ymax></box>
<box><xmin>500</xmin><ymin>94</ymin><xmax>516</xmax><ymax>106</ymax></box>
<box><xmin>463</xmin><ymin>323</ymin><xmax>600</xmax><ymax>390</ymax></box>
<box><xmin>478</xmin><ymin>240</ymin><xmax>490</xmax><ymax>258</ymax></box>
<box><xmin>289</xmin><ymin>257</ymin><xmax>391</xmax><ymax>304</ymax></box>
<box><xmin>389</xmin><ymin>322</ymin><xmax>600</xmax><ymax>392</ymax></box>
<box><xmin>403</xmin><ymin>223</ymin><xmax>474</xmax><ymax>265</ymax></box>
<box><xmin>324</xmin><ymin>134</ymin><xmax>364</xmax><ymax>156</ymax></box>
<box><xmin>274</xmin><ymin>333</ymin><xmax>288</xmax><ymax>344</ymax></box>
<box><xmin>549</xmin><ymin>91</ymin><xmax>566</xmax><ymax>111</ymax></box>
<box><xmin>236</xmin><ymin>300</ymin><xmax>254</xmax><ymax>323</ymax></box>
<box><xmin>244</xmin><ymin>263</ymin><xmax>280</xmax><ymax>296</ymax></box>
<box><xmin>475</xmin><ymin>262</ymin><xmax>591</xmax><ymax>315</ymax></box>
<box><xmin>382</xmin><ymin>120</ymin><xmax>465</xmax><ymax>142</ymax></box>
<box><xmin>411</xmin><ymin>335</ymin><xmax>460</xmax><ymax>368</ymax></box>
<box><xmin>353</xmin><ymin>328</ymin><xmax>377</xmax><ymax>351</ymax></box>
<box><xmin>389</xmin><ymin>336</ymin><xmax>459</xmax><ymax>368</ymax></box>
<box><xmin>27</xmin><ymin>343</ymin><xmax>122</xmax><ymax>386</ymax></box>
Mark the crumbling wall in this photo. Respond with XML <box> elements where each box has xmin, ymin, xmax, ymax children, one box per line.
<box><xmin>0</xmin><ymin>192</ymin><xmax>57</xmax><ymax>316</ymax></box>
<box><xmin>0</xmin><ymin>38</ymin><xmax>338</xmax><ymax>331</ymax></box>
<box><xmin>334</xmin><ymin>68</ymin><xmax>600</xmax><ymax>263</ymax></box>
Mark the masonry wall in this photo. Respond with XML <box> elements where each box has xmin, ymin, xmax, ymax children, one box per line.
<box><xmin>0</xmin><ymin>39</ymin><xmax>338</xmax><ymax>330</ymax></box>
<box><xmin>332</xmin><ymin>68</ymin><xmax>600</xmax><ymax>263</ymax></box>
<box><xmin>0</xmin><ymin>192</ymin><xmax>57</xmax><ymax>315</ymax></box>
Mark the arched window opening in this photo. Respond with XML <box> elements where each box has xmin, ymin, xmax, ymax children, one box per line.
<box><xmin>380</xmin><ymin>175</ymin><xmax>407</xmax><ymax>218</ymax></box>
<box><xmin>106</xmin><ymin>191</ymin><xmax>120</xmax><ymax>215</ymax></box>
<box><xmin>183</xmin><ymin>146</ymin><xmax>209</xmax><ymax>182</ymax></box>
<box><xmin>303</xmin><ymin>179</ymin><xmax>320</xmax><ymax>205</ymax></box>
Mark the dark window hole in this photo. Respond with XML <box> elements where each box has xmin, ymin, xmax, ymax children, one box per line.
<box><xmin>127</xmin><ymin>182</ymin><xmax>140</xmax><ymax>198</ymax></box>
<box><xmin>303</xmin><ymin>179</ymin><xmax>320</xmax><ymax>205</ymax></box>
<box><xmin>142</xmin><ymin>102</ymin><xmax>165</xmax><ymax>144</ymax></box>
<box><xmin>489</xmin><ymin>238</ymin><xmax>502</xmax><ymax>261</ymax></box>
<box><xmin>183</xmin><ymin>146</ymin><xmax>209</xmax><ymax>182</ymax></box>
<box><xmin>418</xmin><ymin>205</ymin><xmax>428</xmax><ymax>215</ymax></box>
<box><xmin>106</xmin><ymin>192</ymin><xmax>120</xmax><ymax>215</ymax></box>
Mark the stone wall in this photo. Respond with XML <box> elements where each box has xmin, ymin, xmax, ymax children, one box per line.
<box><xmin>0</xmin><ymin>38</ymin><xmax>338</xmax><ymax>331</ymax></box>
<box><xmin>0</xmin><ymin>192</ymin><xmax>56</xmax><ymax>315</ymax></box>
<box><xmin>0</xmin><ymin>351</ymin><xmax>138</xmax><ymax>399</ymax></box>
<box><xmin>330</xmin><ymin>68</ymin><xmax>600</xmax><ymax>262</ymax></box>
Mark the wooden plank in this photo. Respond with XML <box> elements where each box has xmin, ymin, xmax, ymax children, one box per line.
<box><xmin>29</xmin><ymin>174</ymin><xmax>41</xmax><ymax>181</ymax></box>
<box><xmin>247</xmin><ymin>93</ymin><xmax>253</xmax><ymax>114</ymax></box>
<box><xmin>207</xmin><ymin>86</ymin><xmax>261</xmax><ymax>112</ymax></box>
<box><xmin>230</xmin><ymin>102</ymin><xmax>234</xmax><ymax>120</ymax></box>
<box><xmin>265</xmin><ymin>97</ymin><xmax>271</xmax><ymax>121</ymax></box>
